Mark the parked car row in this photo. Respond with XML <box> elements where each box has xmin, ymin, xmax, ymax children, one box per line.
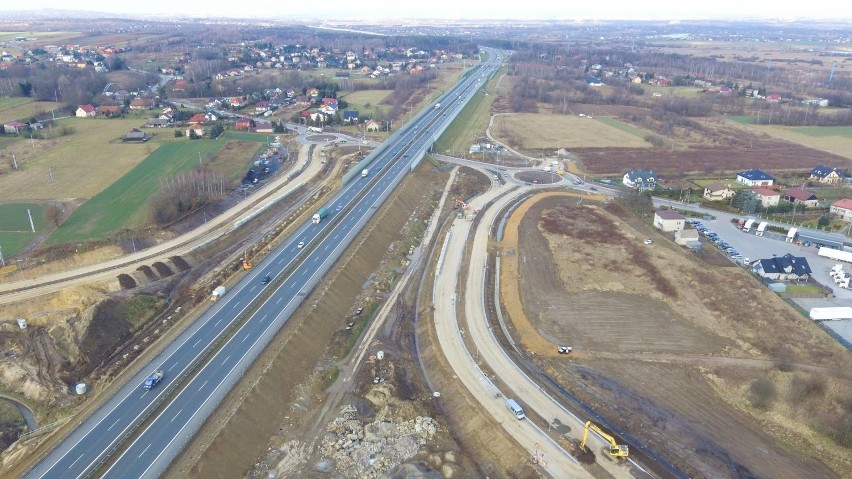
<box><xmin>689</xmin><ymin>219</ymin><xmax>742</xmax><ymax>260</ymax></box>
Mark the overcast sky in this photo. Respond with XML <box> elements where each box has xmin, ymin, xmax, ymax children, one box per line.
<box><xmin>5</xmin><ymin>1</ymin><xmax>852</xmax><ymax>21</ymax></box>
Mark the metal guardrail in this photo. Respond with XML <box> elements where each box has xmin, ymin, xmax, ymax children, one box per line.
<box><xmin>18</xmin><ymin>417</ymin><xmax>69</xmax><ymax>441</ymax></box>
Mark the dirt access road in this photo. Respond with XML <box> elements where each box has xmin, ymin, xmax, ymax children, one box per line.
<box><xmin>500</xmin><ymin>193</ymin><xmax>849</xmax><ymax>479</ymax></box>
<box><xmin>0</xmin><ymin>141</ymin><xmax>324</xmax><ymax>304</ymax></box>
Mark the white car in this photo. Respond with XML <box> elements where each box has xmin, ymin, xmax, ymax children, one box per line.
<box><xmin>297</xmin><ymin>241</ymin><xmax>305</xmax><ymax>249</ymax></box>
<box><xmin>643</xmin><ymin>239</ymin><xmax>653</xmax><ymax>245</ymax></box>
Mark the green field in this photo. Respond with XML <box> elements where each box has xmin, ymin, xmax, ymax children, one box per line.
<box><xmin>339</xmin><ymin>90</ymin><xmax>391</xmax><ymax>121</ymax></box>
<box><xmin>0</xmin><ymin>98</ymin><xmax>64</xmax><ymax>124</ymax></box>
<box><xmin>787</xmin><ymin>126</ymin><xmax>852</xmax><ymax>138</ymax></box>
<box><xmin>594</xmin><ymin>116</ymin><xmax>650</xmax><ymax>139</ymax></box>
<box><xmin>49</xmin><ymin>139</ymin><xmax>228</xmax><ymax>244</ymax></box>
<box><xmin>222</xmin><ymin>131</ymin><xmax>275</xmax><ymax>143</ymax></box>
<box><xmin>0</xmin><ymin>203</ymin><xmax>47</xmax><ymax>257</ymax></box>
<box><xmin>434</xmin><ymin>84</ymin><xmax>495</xmax><ymax>155</ymax></box>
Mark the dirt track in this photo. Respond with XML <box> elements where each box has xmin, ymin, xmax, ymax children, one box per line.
<box><xmin>501</xmin><ymin>193</ymin><xmax>851</xmax><ymax>479</ymax></box>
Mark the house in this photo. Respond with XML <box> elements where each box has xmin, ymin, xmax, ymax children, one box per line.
<box><xmin>703</xmin><ymin>182</ymin><xmax>735</xmax><ymax>201</ymax></box>
<box><xmin>295</xmin><ymin>95</ymin><xmax>310</xmax><ymax>107</ymax></box>
<box><xmin>809</xmin><ymin>165</ymin><xmax>845</xmax><ymax>184</ymax></box>
<box><xmin>321</xmin><ymin>97</ymin><xmax>338</xmax><ymax>109</ymax></box>
<box><xmin>3</xmin><ymin>120</ymin><xmax>26</xmax><ymax>134</ymax></box>
<box><xmin>130</xmin><ymin>98</ymin><xmax>155</xmax><ymax>110</ymax></box>
<box><xmin>235</xmin><ymin>118</ymin><xmax>253</xmax><ymax>131</ymax></box>
<box><xmin>255</xmin><ymin>101</ymin><xmax>270</xmax><ymax>113</ymax></box>
<box><xmin>98</xmin><ymin>105</ymin><xmax>123</xmax><ymax>117</ymax></box>
<box><xmin>122</xmin><ymin>128</ymin><xmax>150</xmax><ymax>142</ymax></box>
<box><xmin>365</xmin><ymin>119</ymin><xmax>381</xmax><ymax>132</ymax></box>
<box><xmin>783</xmin><ymin>187</ymin><xmax>818</xmax><ymax>208</ymax></box>
<box><xmin>254</xmin><ymin>121</ymin><xmax>274</xmax><ymax>133</ymax></box>
<box><xmin>653</xmin><ymin>209</ymin><xmax>686</xmax><ymax>232</ymax></box>
<box><xmin>185</xmin><ymin>126</ymin><xmax>205</xmax><ymax>138</ymax></box>
<box><xmin>753</xmin><ymin>187</ymin><xmax>781</xmax><ymax>207</ymax></box>
<box><xmin>830</xmin><ymin>198</ymin><xmax>852</xmax><ymax>222</ymax></box>
<box><xmin>145</xmin><ymin>118</ymin><xmax>170</xmax><ymax>128</ymax></box>
<box><xmin>342</xmin><ymin>110</ymin><xmax>359</xmax><ymax>123</ymax></box>
<box><xmin>76</xmin><ymin>104</ymin><xmax>96</xmax><ymax>117</ymax></box>
<box><xmin>188</xmin><ymin>114</ymin><xmax>207</xmax><ymax>125</ymax></box>
<box><xmin>622</xmin><ymin>169</ymin><xmax>657</xmax><ymax>190</ymax></box>
<box><xmin>736</xmin><ymin>169</ymin><xmax>775</xmax><ymax>187</ymax></box>
<box><xmin>204</xmin><ymin>112</ymin><xmax>218</xmax><ymax>122</ymax></box>
<box><xmin>766</xmin><ymin>93</ymin><xmax>782</xmax><ymax>102</ymax></box>
<box><xmin>307</xmin><ymin>87</ymin><xmax>320</xmax><ymax>98</ymax></box>
<box><xmin>585</xmin><ymin>76</ymin><xmax>603</xmax><ymax>86</ymax></box>
<box><xmin>675</xmin><ymin>229</ymin><xmax>700</xmax><ymax>246</ymax></box>
<box><xmin>752</xmin><ymin>253</ymin><xmax>812</xmax><ymax>281</ymax></box>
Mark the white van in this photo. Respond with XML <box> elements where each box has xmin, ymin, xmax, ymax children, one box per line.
<box><xmin>506</xmin><ymin>399</ymin><xmax>526</xmax><ymax>420</ymax></box>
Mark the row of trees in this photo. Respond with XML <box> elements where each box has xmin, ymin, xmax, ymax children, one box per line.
<box><xmin>148</xmin><ymin>168</ymin><xmax>227</xmax><ymax>226</ymax></box>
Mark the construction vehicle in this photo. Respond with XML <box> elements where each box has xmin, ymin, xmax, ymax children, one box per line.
<box><xmin>453</xmin><ymin>197</ymin><xmax>469</xmax><ymax>209</ymax></box>
<box><xmin>580</xmin><ymin>421</ymin><xmax>629</xmax><ymax>458</ymax></box>
<box><xmin>242</xmin><ymin>251</ymin><xmax>252</xmax><ymax>270</ymax></box>
<box><xmin>143</xmin><ymin>370</ymin><xmax>164</xmax><ymax>390</ymax></box>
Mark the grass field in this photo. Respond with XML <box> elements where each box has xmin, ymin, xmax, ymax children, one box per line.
<box><xmin>339</xmin><ymin>90</ymin><xmax>391</xmax><ymax>120</ymax></box>
<box><xmin>729</xmin><ymin>121</ymin><xmax>852</xmax><ymax>161</ymax></box>
<box><xmin>0</xmin><ymin>98</ymin><xmax>64</xmax><ymax>124</ymax></box>
<box><xmin>222</xmin><ymin>131</ymin><xmax>278</xmax><ymax>143</ymax></box>
<box><xmin>434</xmin><ymin>81</ymin><xmax>496</xmax><ymax>155</ymax></box>
<box><xmin>0</xmin><ymin>118</ymin><xmax>174</xmax><ymax>201</ymax></box>
<box><xmin>492</xmin><ymin>113</ymin><xmax>651</xmax><ymax>150</ymax></box>
<box><xmin>0</xmin><ymin>203</ymin><xmax>48</xmax><ymax>257</ymax></box>
<box><xmin>643</xmin><ymin>85</ymin><xmax>704</xmax><ymax>98</ymax></box>
<box><xmin>49</xmin><ymin>139</ymin><xmax>228</xmax><ymax>243</ymax></box>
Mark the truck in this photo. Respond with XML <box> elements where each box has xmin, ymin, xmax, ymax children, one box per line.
<box><xmin>211</xmin><ymin>286</ymin><xmax>226</xmax><ymax>302</ymax></box>
<box><xmin>143</xmin><ymin>370</ymin><xmax>164</xmax><ymax>390</ymax></box>
<box><xmin>433</xmin><ymin>103</ymin><xmax>441</xmax><ymax>110</ymax></box>
<box><xmin>743</xmin><ymin>218</ymin><xmax>756</xmax><ymax>232</ymax></box>
<box><xmin>308</xmin><ymin>126</ymin><xmax>322</xmax><ymax>133</ymax></box>
<box><xmin>819</xmin><ymin>247</ymin><xmax>852</xmax><ymax>263</ymax></box>
<box><xmin>312</xmin><ymin>207</ymin><xmax>330</xmax><ymax>224</ymax></box>
<box><xmin>755</xmin><ymin>221</ymin><xmax>768</xmax><ymax>236</ymax></box>
<box><xmin>786</xmin><ymin>227</ymin><xmax>798</xmax><ymax>243</ymax></box>
<box><xmin>361</xmin><ymin>168</ymin><xmax>369</xmax><ymax>178</ymax></box>
<box><xmin>506</xmin><ymin>398</ymin><xmax>526</xmax><ymax>420</ymax></box>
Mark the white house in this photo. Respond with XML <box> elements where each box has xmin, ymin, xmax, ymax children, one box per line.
<box><xmin>736</xmin><ymin>169</ymin><xmax>775</xmax><ymax>187</ymax></box>
<box><xmin>622</xmin><ymin>169</ymin><xmax>657</xmax><ymax>190</ymax></box>
<box><xmin>703</xmin><ymin>182</ymin><xmax>735</xmax><ymax>201</ymax></box>
<box><xmin>653</xmin><ymin>209</ymin><xmax>686</xmax><ymax>232</ymax></box>
<box><xmin>830</xmin><ymin>198</ymin><xmax>852</xmax><ymax>222</ymax></box>
<box><xmin>753</xmin><ymin>187</ymin><xmax>781</xmax><ymax>207</ymax></box>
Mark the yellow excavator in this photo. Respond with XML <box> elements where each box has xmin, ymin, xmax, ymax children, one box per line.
<box><xmin>580</xmin><ymin>421</ymin><xmax>629</xmax><ymax>458</ymax></box>
<box><xmin>242</xmin><ymin>251</ymin><xmax>252</xmax><ymax>270</ymax></box>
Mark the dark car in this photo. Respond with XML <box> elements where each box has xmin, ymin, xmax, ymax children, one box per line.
<box><xmin>261</xmin><ymin>274</ymin><xmax>271</xmax><ymax>284</ymax></box>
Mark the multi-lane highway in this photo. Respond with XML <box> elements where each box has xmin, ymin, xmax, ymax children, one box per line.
<box><xmin>26</xmin><ymin>51</ymin><xmax>503</xmax><ymax>479</ymax></box>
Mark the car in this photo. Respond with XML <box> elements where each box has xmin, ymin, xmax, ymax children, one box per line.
<box><xmin>336</xmin><ymin>204</ymin><xmax>342</xmax><ymax>211</ymax></box>
<box><xmin>297</xmin><ymin>241</ymin><xmax>305</xmax><ymax>249</ymax></box>
<box><xmin>353</xmin><ymin>307</ymin><xmax>364</xmax><ymax>316</ymax></box>
<box><xmin>558</xmin><ymin>346</ymin><xmax>573</xmax><ymax>354</ymax></box>
<box><xmin>731</xmin><ymin>254</ymin><xmax>742</xmax><ymax>259</ymax></box>
<box><xmin>503</xmin><ymin>172</ymin><xmax>509</xmax><ymax>176</ymax></box>
<box><xmin>589</xmin><ymin>186</ymin><xmax>598</xmax><ymax>191</ymax></box>
<box><xmin>261</xmin><ymin>274</ymin><xmax>271</xmax><ymax>284</ymax></box>
<box><xmin>643</xmin><ymin>239</ymin><xmax>653</xmax><ymax>245</ymax></box>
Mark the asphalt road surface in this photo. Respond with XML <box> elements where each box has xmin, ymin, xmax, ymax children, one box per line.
<box><xmin>26</xmin><ymin>52</ymin><xmax>503</xmax><ymax>479</ymax></box>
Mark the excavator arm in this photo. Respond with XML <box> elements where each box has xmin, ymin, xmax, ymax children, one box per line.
<box><xmin>580</xmin><ymin>421</ymin><xmax>629</xmax><ymax>458</ymax></box>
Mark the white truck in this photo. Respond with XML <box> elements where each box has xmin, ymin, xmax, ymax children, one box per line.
<box><xmin>308</xmin><ymin>126</ymin><xmax>322</xmax><ymax>133</ymax></box>
<box><xmin>506</xmin><ymin>398</ymin><xmax>526</xmax><ymax>420</ymax></box>
<box><xmin>743</xmin><ymin>218</ymin><xmax>756</xmax><ymax>232</ymax></box>
<box><xmin>211</xmin><ymin>286</ymin><xmax>226</xmax><ymax>302</ymax></box>
<box><xmin>818</xmin><ymin>247</ymin><xmax>852</xmax><ymax>263</ymax></box>
<box><xmin>755</xmin><ymin>221</ymin><xmax>768</xmax><ymax>236</ymax></box>
<box><xmin>361</xmin><ymin>168</ymin><xmax>369</xmax><ymax>178</ymax></box>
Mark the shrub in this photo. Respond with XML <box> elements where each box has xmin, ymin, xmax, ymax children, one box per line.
<box><xmin>748</xmin><ymin>377</ymin><xmax>777</xmax><ymax>410</ymax></box>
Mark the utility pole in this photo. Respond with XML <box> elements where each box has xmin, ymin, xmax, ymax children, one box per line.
<box><xmin>27</xmin><ymin>209</ymin><xmax>35</xmax><ymax>233</ymax></box>
<box><xmin>12</xmin><ymin>154</ymin><xmax>17</xmax><ymax>169</ymax></box>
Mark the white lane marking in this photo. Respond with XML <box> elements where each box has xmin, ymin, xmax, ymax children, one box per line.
<box><xmin>138</xmin><ymin>444</ymin><xmax>151</xmax><ymax>458</ymax></box>
<box><xmin>222</xmin><ymin>355</ymin><xmax>231</xmax><ymax>365</ymax></box>
<box><xmin>69</xmin><ymin>455</ymin><xmax>84</xmax><ymax>468</ymax></box>
<box><xmin>242</xmin><ymin>334</ymin><xmax>250</xmax><ymax>343</ymax></box>
<box><xmin>200</xmin><ymin>380</ymin><xmax>208</xmax><ymax>391</ymax></box>
<box><xmin>168</xmin><ymin>363</ymin><xmax>177</xmax><ymax>371</ymax></box>
<box><xmin>276</xmin><ymin>296</ymin><xmax>283</xmax><ymax>304</ymax></box>
<box><xmin>107</xmin><ymin>419</ymin><xmax>121</xmax><ymax>431</ymax></box>
<box><xmin>171</xmin><ymin>409</ymin><xmax>183</xmax><ymax>423</ymax></box>
<box><xmin>193</xmin><ymin>339</ymin><xmax>202</xmax><ymax>348</ymax></box>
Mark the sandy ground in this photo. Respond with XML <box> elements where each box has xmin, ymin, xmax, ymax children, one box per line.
<box><xmin>500</xmin><ymin>193</ymin><xmax>851</xmax><ymax>479</ymax></box>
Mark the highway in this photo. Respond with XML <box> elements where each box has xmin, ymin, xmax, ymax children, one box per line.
<box><xmin>26</xmin><ymin>51</ymin><xmax>503</xmax><ymax>479</ymax></box>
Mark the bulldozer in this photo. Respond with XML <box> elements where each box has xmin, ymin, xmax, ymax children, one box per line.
<box><xmin>242</xmin><ymin>251</ymin><xmax>252</xmax><ymax>270</ymax></box>
<box><xmin>580</xmin><ymin>421</ymin><xmax>629</xmax><ymax>459</ymax></box>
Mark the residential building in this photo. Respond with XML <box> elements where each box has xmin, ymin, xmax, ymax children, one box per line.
<box><xmin>752</xmin><ymin>253</ymin><xmax>812</xmax><ymax>281</ymax></box>
<box><xmin>342</xmin><ymin>110</ymin><xmax>359</xmax><ymax>123</ymax></box>
<box><xmin>185</xmin><ymin>126</ymin><xmax>205</xmax><ymax>138</ymax></box>
<box><xmin>675</xmin><ymin>229</ymin><xmax>700</xmax><ymax>246</ymax></box>
<box><xmin>809</xmin><ymin>165</ymin><xmax>845</xmax><ymax>184</ymax></box>
<box><xmin>98</xmin><ymin>105</ymin><xmax>122</xmax><ymax>117</ymax></box>
<box><xmin>365</xmin><ymin>119</ymin><xmax>381</xmax><ymax>132</ymax></box>
<box><xmin>783</xmin><ymin>187</ymin><xmax>819</xmax><ymax>208</ymax></box>
<box><xmin>255</xmin><ymin>121</ymin><xmax>274</xmax><ymax>133</ymax></box>
<box><xmin>653</xmin><ymin>209</ymin><xmax>686</xmax><ymax>232</ymax></box>
<box><xmin>188</xmin><ymin>114</ymin><xmax>206</xmax><ymax>125</ymax></box>
<box><xmin>703</xmin><ymin>182</ymin><xmax>735</xmax><ymax>201</ymax></box>
<box><xmin>76</xmin><ymin>104</ymin><xmax>96</xmax><ymax>117</ymax></box>
<box><xmin>830</xmin><ymin>198</ymin><xmax>852</xmax><ymax>222</ymax></box>
<box><xmin>130</xmin><ymin>98</ymin><xmax>155</xmax><ymax>110</ymax></box>
<box><xmin>736</xmin><ymin>169</ymin><xmax>775</xmax><ymax>187</ymax></box>
<box><xmin>235</xmin><ymin>119</ymin><xmax>253</xmax><ymax>131</ymax></box>
<box><xmin>145</xmin><ymin>118</ymin><xmax>170</xmax><ymax>128</ymax></box>
<box><xmin>753</xmin><ymin>187</ymin><xmax>781</xmax><ymax>207</ymax></box>
<box><xmin>622</xmin><ymin>169</ymin><xmax>657</xmax><ymax>190</ymax></box>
